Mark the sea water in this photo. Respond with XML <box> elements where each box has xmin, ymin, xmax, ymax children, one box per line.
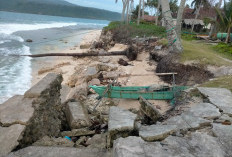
<box><xmin>0</xmin><ymin>11</ymin><xmax>109</xmax><ymax>103</ymax></box>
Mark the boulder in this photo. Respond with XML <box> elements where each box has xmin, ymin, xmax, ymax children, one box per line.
<box><xmin>61</xmin><ymin>128</ymin><xmax>95</xmax><ymax>137</ymax></box>
<box><xmin>0</xmin><ymin>124</ymin><xmax>25</xmax><ymax>157</ymax></box>
<box><xmin>0</xmin><ymin>95</ymin><xmax>34</xmax><ymax>126</ymax></box>
<box><xmin>33</xmin><ymin>136</ymin><xmax>74</xmax><ymax>147</ymax></box>
<box><xmin>65</xmin><ymin>101</ymin><xmax>90</xmax><ymax>129</ymax></box>
<box><xmin>6</xmin><ymin>146</ymin><xmax>111</xmax><ymax>157</ymax></box>
<box><xmin>108</xmin><ymin>106</ymin><xmax>137</xmax><ymax>147</ymax></box>
<box><xmin>212</xmin><ymin>123</ymin><xmax>232</xmax><ymax>156</ymax></box>
<box><xmin>85</xmin><ymin>67</ymin><xmax>99</xmax><ymax>82</ymax></box>
<box><xmin>139</xmin><ymin>124</ymin><xmax>176</xmax><ymax>141</ymax></box>
<box><xmin>187</xmin><ymin>103</ymin><xmax>221</xmax><ymax>120</ymax></box>
<box><xmin>197</xmin><ymin>87</ymin><xmax>232</xmax><ymax>116</ymax></box>
<box><xmin>139</xmin><ymin>97</ymin><xmax>161</xmax><ymax>122</ymax></box>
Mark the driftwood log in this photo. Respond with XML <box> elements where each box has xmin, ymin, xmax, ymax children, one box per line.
<box><xmin>19</xmin><ymin>46</ymin><xmax>138</xmax><ymax>61</ymax></box>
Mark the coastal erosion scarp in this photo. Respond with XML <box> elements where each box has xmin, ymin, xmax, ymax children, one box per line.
<box><xmin>0</xmin><ymin>73</ymin><xmax>63</xmax><ymax>156</ymax></box>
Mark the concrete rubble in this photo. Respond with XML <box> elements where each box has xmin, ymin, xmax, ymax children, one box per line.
<box><xmin>198</xmin><ymin>87</ymin><xmax>232</xmax><ymax>116</ymax></box>
<box><xmin>107</xmin><ymin>106</ymin><xmax>137</xmax><ymax>146</ymax></box>
<box><xmin>65</xmin><ymin>101</ymin><xmax>90</xmax><ymax>129</ymax></box>
<box><xmin>139</xmin><ymin>124</ymin><xmax>176</xmax><ymax>141</ymax></box>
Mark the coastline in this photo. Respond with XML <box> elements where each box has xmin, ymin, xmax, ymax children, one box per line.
<box><xmin>31</xmin><ymin>29</ymin><xmax>102</xmax><ymax>86</ymax></box>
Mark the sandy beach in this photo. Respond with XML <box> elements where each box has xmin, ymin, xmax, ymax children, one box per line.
<box><xmin>31</xmin><ymin>29</ymin><xmax>102</xmax><ymax>86</ymax></box>
<box><xmin>30</xmin><ymin>29</ymin><xmax>171</xmax><ymax>114</ymax></box>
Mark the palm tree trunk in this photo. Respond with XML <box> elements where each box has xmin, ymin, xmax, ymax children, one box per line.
<box><xmin>209</xmin><ymin>0</ymin><xmax>223</xmax><ymax>38</ymax></box>
<box><xmin>142</xmin><ymin>0</ymin><xmax>145</xmax><ymax>20</ymax></box>
<box><xmin>137</xmin><ymin>0</ymin><xmax>142</xmax><ymax>25</ymax></box>
<box><xmin>121</xmin><ymin>0</ymin><xmax>127</xmax><ymax>21</ymax></box>
<box><xmin>225</xmin><ymin>27</ymin><xmax>231</xmax><ymax>43</ymax></box>
<box><xmin>155</xmin><ymin>0</ymin><xmax>160</xmax><ymax>25</ymax></box>
<box><xmin>175</xmin><ymin>0</ymin><xmax>186</xmax><ymax>38</ymax></box>
<box><xmin>129</xmin><ymin>0</ymin><xmax>134</xmax><ymax>22</ymax></box>
<box><xmin>160</xmin><ymin>0</ymin><xmax>183</xmax><ymax>53</ymax></box>
<box><xmin>126</xmin><ymin>0</ymin><xmax>130</xmax><ymax>24</ymax></box>
<box><xmin>191</xmin><ymin>4</ymin><xmax>201</xmax><ymax>33</ymax></box>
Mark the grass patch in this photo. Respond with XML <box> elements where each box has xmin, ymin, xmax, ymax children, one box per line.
<box><xmin>181</xmin><ymin>33</ymin><xmax>197</xmax><ymax>41</ymax></box>
<box><xmin>213</xmin><ymin>43</ymin><xmax>232</xmax><ymax>60</ymax></box>
<box><xmin>103</xmin><ymin>21</ymin><xmax>166</xmax><ymax>38</ymax></box>
<box><xmin>201</xmin><ymin>75</ymin><xmax>232</xmax><ymax>92</ymax></box>
<box><xmin>180</xmin><ymin>40</ymin><xmax>232</xmax><ymax>66</ymax></box>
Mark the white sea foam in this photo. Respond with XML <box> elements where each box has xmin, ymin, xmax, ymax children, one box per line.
<box><xmin>0</xmin><ymin>22</ymin><xmax>78</xmax><ymax>35</ymax></box>
<box><xmin>0</xmin><ymin>45</ymin><xmax>31</xmax><ymax>103</ymax></box>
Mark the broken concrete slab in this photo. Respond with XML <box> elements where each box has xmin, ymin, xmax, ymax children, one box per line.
<box><xmin>60</xmin><ymin>85</ymin><xmax>71</xmax><ymax>104</ymax></box>
<box><xmin>164</xmin><ymin>113</ymin><xmax>211</xmax><ymax>131</ymax></box>
<box><xmin>139</xmin><ymin>97</ymin><xmax>161</xmax><ymax>122</ymax></box>
<box><xmin>61</xmin><ymin>128</ymin><xmax>95</xmax><ymax>137</ymax></box>
<box><xmin>108</xmin><ymin>106</ymin><xmax>137</xmax><ymax>132</ymax></box>
<box><xmin>24</xmin><ymin>73</ymin><xmax>63</xmax><ymax>98</ymax></box>
<box><xmin>85</xmin><ymin>67</ymin><xmax>99</xmax><ymax>82</ymax></box>
<box><xmin>187</xmin><ymin>103</ymin><xmax>221</xmax><ymax>120</ymax></box>
<box><xmin>113</xmin><ymin>132</ymin><xmax>226</xmax><ymax>157</ymax></box>
<box><xmin>33</xmin><ymin>136</ymin><xmax>74</xmax><ymax>147</ymax></box>
<box><xmin>0</xmin><ymin>95</ymin><xmax>34</xmax><ymax>126</ymax></box>
<box><xmin>139</xmin><ymin>124</ymin><xmax>176</xmax><ymax>141</ymax></box>
<box><xmin>65</xmin><ymin>101</ymin><xmax>90</xmax><ymax>129</ymax></box>
<box><xmin>0</xmin><ymin>124</ymin><xmax>25</xmax><ymax>157</ymax></box>
<box><xmin>212</xmin><ymin>123</ymin><xmax>232</xmax><ymax>156</ymax></box>
<box><xmin>197</xmin><ymin>87</ymin><xmax>232</xmax><ymax>116</ymax></box>
<box><xmin>108</xmin><ymin>106</ymin><xmax>137</xmax><ymax>147</ymax></box>
<box><xmin>6</xmin><ymin>146</ymin><xmax>111</xmax><ymax>157</ymax></box>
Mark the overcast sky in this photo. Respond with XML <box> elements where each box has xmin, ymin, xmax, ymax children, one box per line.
<box><xmin>64</xmin><ymin>0</ymin><xmax>193</xmax><ymax>13</ymax></box>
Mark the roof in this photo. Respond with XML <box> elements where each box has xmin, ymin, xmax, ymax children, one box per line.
<box><xmin>144</xmin><ymin>15</ymin><xmax>156</xmax><ymax>22</ymax></box>
<box><xmin>183</xmin><ymin>7</ymin><xmax>216</xmax><ymax>20</ymax></box>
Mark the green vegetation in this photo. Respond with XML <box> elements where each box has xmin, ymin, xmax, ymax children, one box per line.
<box><xmin>213</xmin><ymin>43</ymin><xmax>232</xmax><ymax>60</ymax></box>
<box><xmin>201</xmin><ymin>75</ymin><xmax>232</xmax><ymax>92</ymax></box>
<box><xmin>180</xmin><ymin>40</ymin><xmax>232</xmax><ymax>66</ymax></box>
<box><xmin>0</xmin><ymin>0</ymin><xmax>121</xmax><ymax>21</ymax></box>
<box><xmin>104</xmin><ymin>21</ymin><xmax>166</xmax><ymax>38</ymax></box>
<box><xmin>181</xmin><ymin>33</ymin><xmax>197</xmax><ymax>41</ymax></box>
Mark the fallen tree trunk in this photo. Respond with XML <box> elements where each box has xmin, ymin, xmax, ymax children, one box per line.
<box><xmin>18</xmin><ymin>46</ymin><xmax>138</xmax><ymax>61</ymax></box>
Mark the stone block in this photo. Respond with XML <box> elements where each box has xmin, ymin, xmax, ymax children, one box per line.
<box><xmin>0</xmin><ymin>124</ymin><xmax>25</xmax><ymax>157</ymax></box>
<box><xmin>66</xmin><ymin>101</ymin><xmax>90</xmax><ymax>129</ymax></box>
<box><xmin>0</xmin><ymin>95</ymin><xmax>34</xmax><ymax>126</ymax></box>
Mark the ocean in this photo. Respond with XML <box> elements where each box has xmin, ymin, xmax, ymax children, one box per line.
<box><xmin>0</xmin><ymin>11</ymin><xmax>109</xmax><ymax>103</ymax></box>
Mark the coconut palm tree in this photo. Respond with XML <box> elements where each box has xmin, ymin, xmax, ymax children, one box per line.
<box><xmin>137</xmin><ymin>0</ymin><xmax>142</xmax><ymax>25</ymax></box>
<box><xmin>160</xmin><ymin>0</ymin><xmax>183</xmax><ymax>52</ymax></box>
<box><xmin>175</xmin><ymin>0</ymin><xmax>186</xmax><ymax>38</ymax></box>
<box><xmin>115</xmin><ymin>0</ymin><xmax>128</xmax><ymax>21</ymax></box>
<box><xmin>142</xmin><ymin>0</ymin><xmax>145</xmax><ymax>19</ymax></box>
<box><xmin>216</xmin><ymin>0</ymin><xmax>232</xmax><ymax>43</ymax></box>
<box><xmin>190</xmin><ymin>0</ymin><xmax>210</xmax><ymax>33</ymax></box>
